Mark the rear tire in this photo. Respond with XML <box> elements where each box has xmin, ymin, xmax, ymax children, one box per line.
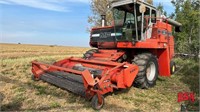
<box><xmin>132</xmin><ymin>53</ymin><xmax>158</xmax><ymax>89</ymax></box>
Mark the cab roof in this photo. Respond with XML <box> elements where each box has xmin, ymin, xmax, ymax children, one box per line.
<box><xmin>110</xmin><ymin>0</ymin><xmax>157</xmax><ymax>10</ymax></box>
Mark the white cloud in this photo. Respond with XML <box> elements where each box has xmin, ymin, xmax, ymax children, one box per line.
<box><xmin>68</xmin><ymin>0</ymin><xmax>90</xmax><ymax>3</ymax></box>
<box><xmin>0</xmin><ymin>0</ymin><xmax>90</xmax><ymax>12</ymax></box>
<box><xmin>0</xmin><ymin>0</ymin><xmax>11</xmax><ymax>4</ymax></box>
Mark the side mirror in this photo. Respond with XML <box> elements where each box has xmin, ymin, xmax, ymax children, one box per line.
<box><xmin>175</xmin><ymin>26</ymin><xmax>182</xmax><ymax>32</ymax></box>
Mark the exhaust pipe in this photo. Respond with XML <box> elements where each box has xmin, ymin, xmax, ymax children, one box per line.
<box><xmin>101</xmin><ymin>15</ymin><xmax>106</xmax><ymax>27</ymax></box>
<box><xmin>166</xmin><ymin>18</ymin><xmax>182</xmax><ymax>27</ymax></box>
<box><xmin>164</xmin><ymin>18</ymin><xmax>182</xmax><ymax>32</ymax></box>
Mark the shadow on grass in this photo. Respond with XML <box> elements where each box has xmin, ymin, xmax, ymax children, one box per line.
<box><xmin>22</xmin><ymin>105</ymin><xmax>85</xmax><ymax>111</ymax></box>
<box><xmin>1</xmin><ymin>101</ymin><xmax>22</xmax><ymax>111</ymax></box>
<box><xmin>0</xmin><ymin>75</ymin><xmax>88</xmax><ymax>110</ymax></box>
<box><xmin>1</xmin><ymin>96</ymin><xmax>23</xmax><ymax>111</ymax></box>
<box><xmin>157</xmin><ymin>77</ymin><xmax>166</xmax><ymax>82</ymax></box>
<box><xmin>0</xmin><ymin>74</ymin><xmax>134</xmax><ymax>111</ymax></box>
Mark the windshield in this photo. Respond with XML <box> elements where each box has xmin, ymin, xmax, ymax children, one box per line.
<box><xmin>113</xmin><ymin>8</ymin><xmax>125</xmax><ymax>26</ymax></box>
<box><xmin>113</xmin><ymin>8</ymin><xmax>135</xmax><ymax>27</ymax></box>
<box><xmin>112</xmin><ymin>7</ymin><xmax>137</xmax><ymax>41</ymax></box>
<box><xmin>124</xmin><ymin>12</ymin><xmax>135</xmax><ymax>29</ymax></box>
<box><xmin>112</xmin><ymin>3</ymin><xmax>151</xmax><ymax>41</ymax></box>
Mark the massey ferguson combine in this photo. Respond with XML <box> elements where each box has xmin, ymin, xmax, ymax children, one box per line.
<box><xmin>31</xmin><ymin>0</ymin><xmax>182</xmax><ymax>110</ymax></box>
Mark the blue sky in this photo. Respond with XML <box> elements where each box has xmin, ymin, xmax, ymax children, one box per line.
<box><xmin>0</xmin><ymin>0</ymin><xmax>174</xmax><ymax>47</ymax></box>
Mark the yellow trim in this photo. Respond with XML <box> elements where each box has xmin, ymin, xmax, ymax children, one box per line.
<box><xmin>172</xmin><ymin>66</ymin><xmax>175</xmax><ymax>72</ymax></box>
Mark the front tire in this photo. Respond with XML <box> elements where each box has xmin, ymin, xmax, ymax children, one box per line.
<box><xmin>91</xmin><ymin>94</ymin><xmax>104</xmax><ymax>110</ymax></box>
<box><xmin>132</xmin><ymin>53</ymin><xmax>158</xmax><ymax>89</ymax></box>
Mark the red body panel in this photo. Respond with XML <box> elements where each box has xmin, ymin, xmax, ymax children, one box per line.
<box><xmin>157</xmin><ymin>49</ymin><xmax>171</xmax><ymax>76</ymax></box>
<box><xmin>91</xmin><ymin>49</ymin><xmax>125</xmax><ymax>61</ymax></box>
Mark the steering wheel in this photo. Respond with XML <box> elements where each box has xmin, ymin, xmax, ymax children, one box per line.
<box><xmin>124</xmin><ymin>20</ymin><xmax>134</xmax><ymax>29</ymax></box>
<box><xmin>125</xmin><ymin>20</ymin><xmax>134</xmax><ymax>24</ymax></box>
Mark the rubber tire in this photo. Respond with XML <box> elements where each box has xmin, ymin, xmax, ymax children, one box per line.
<box><xmin>170</xmin><ymin>61</ymin><xmax>176</xmax><ymax>75</ymax></box>
<box><xmin>91</xmin><ymin>94</ymin><xmax>104</xmax><ymax>110</ymax></box>
<box><xmin>132</xmin><ymin>53</ymin><xmax>158</xmax><ymax>89</ymax></box>
<box><xmin>83</xmin><ymin>49</ymin><xmax>98</xmax><ymax>59</ymax></box>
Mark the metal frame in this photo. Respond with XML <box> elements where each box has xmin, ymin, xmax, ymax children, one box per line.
<box><xmin>32</xmin><ymin>57</ymin><xmax>139</xmax><ymax>104</ymax></box>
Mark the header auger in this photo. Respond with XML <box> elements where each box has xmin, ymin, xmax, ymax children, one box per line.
<box><xmin>31</xmin><ymin>0</ymin><xmax>182</xmax><ymax>110</ymax></box>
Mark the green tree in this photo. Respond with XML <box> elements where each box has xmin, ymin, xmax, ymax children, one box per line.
<box><xmin>88</xmin><ymin>0</ymin><xmax>154</xmax><ymax>28</ymax></box>
<box><xmin>147</xmin><ymin>0</ymin><xmax>153</xmax><ymax>4</ymax></box>
<box><xmin>88</xmin><ymin>0</ymin><xmax>112</xmax><ymax>28</ymax></box>
<box><xmin>171</xmin><ymin>0</ymin><xmax>200</xmax><ymax>57</ymax></box>
<box><xmin>88</xmin><ymin>0</ymin><xmax>178</xmax><ymax>27</ymax></box>
<box><xmin>157</xmin><ymin>3</ymin><xmax>167</xmax><ymax>16</ymax></box>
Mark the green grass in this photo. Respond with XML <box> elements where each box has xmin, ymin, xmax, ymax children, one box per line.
<box><xmin>173</xmin><ymin>58</ymin><xmax>199</xmax><ymax>111</ymax></box>
<box><xmin>50</xmin><ymin>102</ymin><xmax>61</xmax><ymax>108</ymax></box>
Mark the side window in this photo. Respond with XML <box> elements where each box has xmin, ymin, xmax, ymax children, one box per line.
<box><xmin>113</xmin><ymin>8</ymin><xmax>126</xmax><ymax>26</ymax></box>
<box><xmin>144</xmin><ymin>7</ymin><xmax>150</xmax><ymax>26</ymax></box>
<box><xmin>151</xmin><ymin>9</ymin><xmax>156</xmax><ymax>23</ymax></box>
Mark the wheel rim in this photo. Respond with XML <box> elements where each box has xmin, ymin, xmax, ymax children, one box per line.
<box><xmin>146</xmin><ymin>62</ymin><xmax>156</xmax><ymax>81</ymax></box>
<box><xmin>95</xmin><ymin>98</ymin><xmax>103</xmax><ymax>109</ymax></box>
<box><xmin>172</xmin><ymin>65</ymin><xmax>175</xmax><ymax>72</ymax></box>
<box><xmin>97</xmin><ymin>101</ymin><xmax>103</xmax><ymax>108</ymax></box>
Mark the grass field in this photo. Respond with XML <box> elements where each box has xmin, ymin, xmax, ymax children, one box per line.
<box><xmin>0</xmin><ymin>43</ymin><xmax>199</xmax><ymax>111</ymax></box>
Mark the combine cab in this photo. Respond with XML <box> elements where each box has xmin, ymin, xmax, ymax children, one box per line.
<box><xmin>32</xmin><ymin>0</ymin><xmax>182</xmax><ymax>110</ymax></box>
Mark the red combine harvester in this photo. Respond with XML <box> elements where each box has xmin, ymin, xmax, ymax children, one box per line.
<box><xmin>32</xmin><ymin>0</ymin><xmax>182</xmax><ymax>110</ymax></box>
